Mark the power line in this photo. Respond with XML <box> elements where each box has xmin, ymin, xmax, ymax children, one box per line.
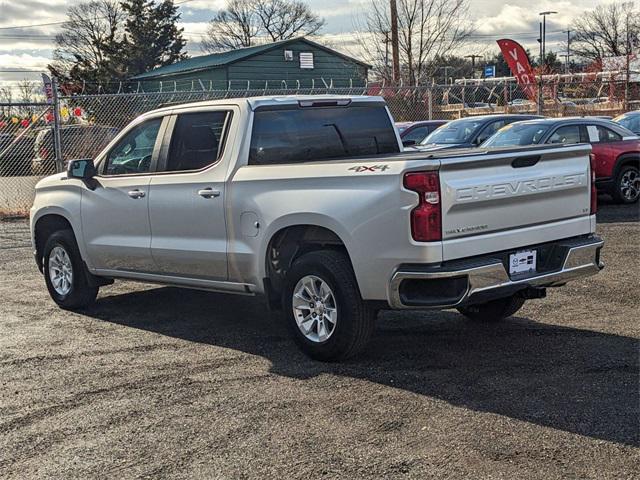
<box><xmin>0</xmin><ymin>0</ymin><xmax>197</xmax><ymax>31</ymax></box>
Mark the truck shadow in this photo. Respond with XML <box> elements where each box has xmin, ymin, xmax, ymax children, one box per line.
<box><xmin>87</xmin><ymin>286</ymin><xmax>639</xmax><ymax>447</ymax></box>
<box><xmin>596</xmin><ymin>195</ymin><xmax>640</xmax><ymax>223</ymax></box>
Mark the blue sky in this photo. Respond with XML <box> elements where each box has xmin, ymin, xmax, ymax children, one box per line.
<box><xmin>0</xmin><ymin>0</ymin><xmax>615</xmax><ymax>87</ymax></box>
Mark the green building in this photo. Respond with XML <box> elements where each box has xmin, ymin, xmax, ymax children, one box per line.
<box><xmin>131</xmin><ymin>37</ymin><xmax>370</xmax><ymax>91</ymax></box>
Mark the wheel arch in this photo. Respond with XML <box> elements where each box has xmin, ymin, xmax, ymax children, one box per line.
<box><xmin>33</xmin><ymin>212</ymin><xmax>77</xmax><ymax>273</ymax></box>
<box><xmin>614</xmin><ymin>152</ymin><xmax>640</xmax><ymax>177</ymax></box>
<box><xmin>262</xmin><ymin>223</ymin><xmax>356</xmax><ymax>309</ymax></box>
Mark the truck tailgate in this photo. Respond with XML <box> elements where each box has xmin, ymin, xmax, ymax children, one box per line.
<box><xmin>438</xmin><ymin>144</ymin><xmax>593</xmax><ymax>260</ymax></box>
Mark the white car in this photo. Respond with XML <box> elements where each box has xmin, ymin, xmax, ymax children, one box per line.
<box><xmin>30</xmin><ymin>95</ymin><xmax>604</xmax><ymax>361</ymax></box>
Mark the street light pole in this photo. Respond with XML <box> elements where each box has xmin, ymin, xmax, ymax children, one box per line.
<box><xmin>539</xmin><ymin>11</ymin><xmax>558</xmax><ymax>70</ymax></box>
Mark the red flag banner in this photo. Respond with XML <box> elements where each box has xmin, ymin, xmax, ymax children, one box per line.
<box><xmin>497</xmin><ymin>39</ymin><xmax>538</xmax><ymax>102</ymax></box>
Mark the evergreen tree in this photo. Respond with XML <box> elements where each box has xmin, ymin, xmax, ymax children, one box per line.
<box><xmin>120</xmin><ymin>0</ymin><xmax>188</xmax><ymax>77</ymax></box>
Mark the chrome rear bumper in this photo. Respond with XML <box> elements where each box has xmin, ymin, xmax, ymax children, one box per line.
<box><xmin>389</xmin><ymin>236</ymin><xmax>604</xmax><ymax>309</ymax></box>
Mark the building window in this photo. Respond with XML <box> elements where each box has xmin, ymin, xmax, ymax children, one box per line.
<box><xmin>299</xmin><ymin>52</ymin><xmax>314</xmax><ymax>69</ymax></box>
<box><xmin>284</xmin><ymin>50</ymin><xmax>293</xmax><ymax>61</ymax></box>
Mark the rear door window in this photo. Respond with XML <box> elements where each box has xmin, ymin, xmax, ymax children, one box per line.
<box><xmin>596</xmin><ymin>125</ymin><xmax>622</xmax><ymax>142</ymax></box>
<box><xmin>547</xmin><ymin>125</ymin><xmax>583</xmax><ymax>144</ymax></box>
<box><xmin>249</xmin><ymin>105</ymin><xmax>399</xmax><ymax>165</ymax></box>
<box><xmin>164</xmin><ymin>111</ymin><xmax>230</xmax><ymax>172</ymax></box>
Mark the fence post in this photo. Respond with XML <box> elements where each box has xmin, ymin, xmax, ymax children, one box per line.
<box><xmin>537</xmin><ymin>76</ymin><xmax>544</xmax><ymax>115</ymax></box>
<box><xmin>51</xmin><ymin>78</ymin><xmax>64</xmax><ymax>173</ymax></box>
<box><xmin>428</xmin><ymin>87</ymin><xmax>433</xmax><ymax>120</ymax></box>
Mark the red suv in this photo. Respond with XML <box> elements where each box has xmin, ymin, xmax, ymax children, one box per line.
<box><xmin>482</xmin><ymin>117</ymin><xmax>640</xmax><ymax>203</ymax></box>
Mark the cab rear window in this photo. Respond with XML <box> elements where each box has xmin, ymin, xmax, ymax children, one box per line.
<box><xmin>248</xmin><ymin>105</ymin><xmax>399</xmax><ymax>165</ymax></box>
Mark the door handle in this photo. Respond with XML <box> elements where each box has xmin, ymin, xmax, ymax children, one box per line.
<box><xmin>127</xmin><ymin>189</ymin><xmax>146</xmax><ymax>199</ymax></box>
<box><xmin>197</xmin><ymin>188</ymin><xmax>220</xmax><ymax>198</ymax></box>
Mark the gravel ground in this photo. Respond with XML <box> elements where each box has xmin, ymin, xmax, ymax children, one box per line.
<box><xmin>0</xmin><ymin>199</ymin><xmax>638</xmax><ymax>479</ymax></box>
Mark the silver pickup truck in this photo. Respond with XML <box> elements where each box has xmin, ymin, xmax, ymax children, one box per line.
<box><xmin>30</xmin><ymin>95</ymin><xmax>603</xmax><ymax>361</ymax></box>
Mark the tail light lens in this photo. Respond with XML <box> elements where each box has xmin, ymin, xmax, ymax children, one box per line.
<box><xmin>403</xmin><ymin>171</ymin><xmax>442</xmax><ymax>242</ymax></box>
<box><xmin>589</xmin><ymin>153</ymin><xmax>597</xmax><ymax>215</ymax></box>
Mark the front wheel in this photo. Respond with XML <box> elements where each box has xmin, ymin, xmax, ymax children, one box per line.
<box><xmin>612</xmin><ymin>165</ymin><xmax>640</xmax><ymax>204</ymax></box>
<box><xmin>282</xmin><ymin>250</ymin><xmax>375</xmax><ymax>362</ymax></box>
<box><xmin>43</xmin><ymin>230</ymin><xmax>98</xmax><ymax>310</ymax></box>
<box><xmin>457</xmin><ymin>295</ymin><xmax>525</xmax><ymax>322</ymax></box>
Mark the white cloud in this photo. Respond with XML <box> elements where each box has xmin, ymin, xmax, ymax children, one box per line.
<box><xmin>180</xmin><ymin>0</ymin><xmax>225</xmax><ymax>11</ymax></box>
<box><xmin>0</xmin><ymin>53</ymin><xmax>50</xmax><ymax>70</ymax></box>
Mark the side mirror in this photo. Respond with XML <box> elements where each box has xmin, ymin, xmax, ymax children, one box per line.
<box><xmin>67</xmin><ymin>158</ymin><xmax>96</xmax><ymax>180</ymax></box>
<box><xmin>402</xmin><ymin>139</ymin><xmax>417</xmax><ymax>147</ymax></box>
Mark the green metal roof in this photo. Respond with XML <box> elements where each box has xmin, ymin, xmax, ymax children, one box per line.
<box><xmin>131</xmin><ymin>37</ymin><xmax>370</xmax><ymax>80</ymax></box>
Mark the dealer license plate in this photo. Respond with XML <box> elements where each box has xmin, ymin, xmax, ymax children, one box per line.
<box><xmin>509</xmin><ymin>250</ymin><xmax>537</xmax><ymax>275</ymax></box>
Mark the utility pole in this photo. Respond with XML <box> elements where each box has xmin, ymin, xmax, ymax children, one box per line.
<box><xmin>465</xmin><ymin>54</ymin><xmax>483</xmax><ymax>78</ymax></box>
<box><xmin>390</xmin><ymin>0</ymin><xmax>400</xmax><ymax>84</ymax></box>
<box><xmin>383</xmin><ymin>30</ymin><xmax>390</xmax><ymax>80</ymax></box>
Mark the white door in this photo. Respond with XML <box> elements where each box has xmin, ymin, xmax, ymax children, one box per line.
<box><xmin>82</xmin><ymin>117</ymin><xmax>165</xmax><ymax>272</ymax></box>
<box><xmin>148</xmin><ymin>110</ymin><xmax>231</xmax><ymax>280</ymax></box>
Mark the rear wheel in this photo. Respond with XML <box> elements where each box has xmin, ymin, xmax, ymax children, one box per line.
<box><xmin>282</xmin><ymin>250</ymin><xmax>375</xmax><ymax>362</ymax></box>
<box><xmin>612</xmin><ymin>165</ymin><xmax>640</xmax><ymax>204</ymax></box>
<box><xmin>457</xmin><ymin>295</ymin><xmax>525</xmax><ymax>322</ymax></box>
<box><xmin>43</xmin><ymin>230</ymin><xmax>98</xmax><ymax>310</ymax></box>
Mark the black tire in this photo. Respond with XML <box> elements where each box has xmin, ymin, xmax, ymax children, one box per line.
<box><xmin>282</xmin><ymin>250</ymin><xmax>375</xmax><ymax>362</ymax></box>
<box><xmin>457</xmin><ymin>295</ymin><xmax>525</xmax><ymax>322</ymax></box>
<box><xmin>43</xmin><ymin>229</ymin><xmax>98</xmax><ymax>310</ymax></box>
<box><xmin>611</xmin><ymin>164</ymin><xmax>640</xmax><ymax>204</ymax></box>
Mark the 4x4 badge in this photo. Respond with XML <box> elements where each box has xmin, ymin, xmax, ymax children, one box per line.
<box><xmin>348</xmin><ymin>165</ymin><xmax>390</xmax><ymax>173</ymax></box>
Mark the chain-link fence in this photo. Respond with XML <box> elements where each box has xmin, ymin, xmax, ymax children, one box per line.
<box><xmin>1</xmin><ymin>78</ymin><xmax>639</xmax><ymax>217</ymax></box>
<box><xmin>0</xmin><ymin>102</ymin><xmax>54</xmax><ymax>216</ymax></box>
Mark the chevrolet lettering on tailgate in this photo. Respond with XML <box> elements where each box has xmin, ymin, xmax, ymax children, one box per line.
<box><xmin>455</xmin><ymin>173</ymin><xmax>587</xmax><ymax>202</ymax></box>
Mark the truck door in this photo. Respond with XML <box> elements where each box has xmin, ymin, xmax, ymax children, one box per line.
<box><xmin>148</xmin><ymin>110</ymin><xmax>232</xmax><ymax>280</ymax></box>
<box><xmin>81</xmin><ymin>116</ymin><xmax>166</xmax><ymax>273</ymax></box>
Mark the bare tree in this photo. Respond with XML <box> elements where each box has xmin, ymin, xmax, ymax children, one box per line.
<box><xmin>201</xmin><ymin>0</ymin><xmax>324</xmax><ymax>53</ymax></box>
<box><xmin>355</xmin><ymin>0</ymin><xmax>474</xmax><ymax>85</ymax></box>
<box><xmin>0</xmin><ymin>86</ymin><xmax>13</xmax><ymax>105</ymax></box>
<box><xmin>571</xmin><ymin>1</ymin><xmax>640</xmax><ymax>61</ymax></box>
<box><xmin>16</xmin><ymin>81</ymin><xmax>41</xmax><ymax>103</ymax></box>
<box><xmin>201</xmin><ymin>0</ymin><xmax>261</xmax><ymax>51</ymax></box>
<box><xmin>254</xmin><ymin>0</ymin><xmax>324</xmax><ymax>42</ymax></box>
<box><xmin>49</xmin><ymin>0</ymin><xmax>125</xmax><ymax>83</ymax></box>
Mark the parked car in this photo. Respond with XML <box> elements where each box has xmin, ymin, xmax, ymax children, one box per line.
<box><xmin>32</xmin><ymin>124</ymin><xmax>120</xmax><ymax>174</ymax></box>
<box><xmin>396</xmin><ymin>120</ymin><xmax>447</xmax><ymax>147</ymax></box>
<box><xmin>31</xmin><ymin>95</ymin><xmax>603</xmax><ymax>361</ymax></box>
<box><xmin>0</xmin><ymin>133</ymin><xmax>36</xmax><ymax>176</ymax></box>
<box><xmin>412</xmin><ymin>114</ymin><xmax>543</xmax><ymax>151</ymax></box>
<box><xmin>508</xmin><ymin>99</ymin><xmax>534</xmax><ymax>106</ymax></box>
<box><xmin>482</xmin><ymin>117</ymin><xmax>640</xmax><ymax>203</ymax></box>
<box><xmin>613</xmin><ymin>111</ymin><xmax>640</xmax><ymax>135</ymax></box>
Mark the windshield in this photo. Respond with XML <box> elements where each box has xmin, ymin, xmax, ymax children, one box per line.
<box><xmin>482</xmin><ymin>123</ymin><xmax>550</xmax><ymax>147</ymax></box>
<box><xmin>613</xmin><ymin>113</ymin><xmax>640</xmax><ymax>132</ymax></box>
<box><xmin>421</xmin><ymin>118</ymin><xmax>484</xmax><ymax>145</ymax></box>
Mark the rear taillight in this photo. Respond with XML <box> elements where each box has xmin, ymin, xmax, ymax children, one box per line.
<box><xmin>589</xmin><ymin>153</ymin><xmax>597</xmax><ymax>215</ymax></box>
<box><xmin>403</xmin><ymin>171</ymin><xmax>442</xmax><ymax>242</ymax></box>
